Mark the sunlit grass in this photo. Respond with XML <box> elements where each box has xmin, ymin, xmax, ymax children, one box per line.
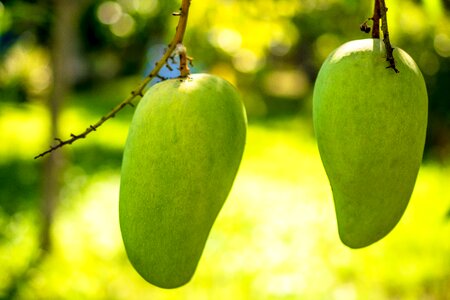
<box><xmin>0</xmin><ymin>101</ymin><xmax>449</xmax><ymax>299</ymax></box>
<box><xmin>0</xmin><ymin>104</ymin><xmax>49</xmax><ymax>162</ymax></box>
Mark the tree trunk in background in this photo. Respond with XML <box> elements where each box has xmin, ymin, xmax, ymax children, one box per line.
<box><xmin>3</xmin><ymin>1</ymin><xmax>91</xmax><ymax>298</ymax></box>
<box><xmin>40</xmin><ymin>0</ymin><xmax>89</xmax><ymax>252</ymax></box>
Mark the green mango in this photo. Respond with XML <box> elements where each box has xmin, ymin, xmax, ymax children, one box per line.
<box><xmin>313</xmin><ymin>39</ymin><xmax>428</xmax><ymax>248</ymax></box>
<box><xmin>119</xmin><ymin>74</ymin><xmax>246</xmax><ymax>288</ymax></box>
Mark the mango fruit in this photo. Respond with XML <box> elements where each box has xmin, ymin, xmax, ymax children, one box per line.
<box><xmin>313</xmin><ymin>39</ymin><xmax>428</xmax><ymax>248</ymax></box>
<box><xmin>119</xmin><ymin>74</ymin><xmax>246</xmax><ymax>288</ymax></box>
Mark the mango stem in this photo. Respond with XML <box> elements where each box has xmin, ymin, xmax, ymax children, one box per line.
<box><xmin>361</xmin><ymin>0</ymin><xmax>398</xmax><ymax>73</ymax></box>
<box><xmin>379</xmin><ymin>0</ymin><xmax>399</xmax><ymax>73</ymax></box>
<box><xmin>371</xmin><ymin>0</ymin><xmax>381</xmax><ymax>39</ymax></box>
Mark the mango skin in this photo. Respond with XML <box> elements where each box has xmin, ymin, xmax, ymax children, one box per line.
<box><xmin>313</xmin><ymin>39</ymin><xmax>428</xmax><ymax>248</ymax></box>
<box><xmin>119</xmin><ymin>74</ymin><xmax>246</xmax><ymax>288</ymax></box>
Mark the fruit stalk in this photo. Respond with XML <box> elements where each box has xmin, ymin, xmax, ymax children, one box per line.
<box><xmin>176</xmin><ymin>43</ymin><xmax>191</xmax><ymax>78</ymax></box>
<box><xmin>360</xmin><ymin>0</ymin><xmax>398</xmax><ymax>73</ymax></box>
<box><xmin>35</xmin><ymin>0</ymin><xmax>192</xmax><ymax>159</ymax></box>
<box><xmin>379</xmin><ymin>0</ymin><xmax>399</xmax><ymax>73</ymax></box>
<box><xmin>371</xmin><ymin>0</ymin><xmax>381</xmax><ymax>39</ymax></box>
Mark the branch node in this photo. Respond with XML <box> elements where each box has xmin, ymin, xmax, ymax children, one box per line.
<box><xmin>360</xmin><ymin>21</ymin><xmax>371</xmax><ymax>33</ymax></box>
<box><xmin>187</xmin><ymin>56</ymin><xmax>194</xmax><ymax>67</ymax></box>
<box><xmin>131</xmin><ymin>90</ymin><xmax>144</xmax><ymax>97</ymax></box>
<box><xmin>165</xmin><ymin>62</ymin><xmax>174</xmax><ymax>71</ymax></box>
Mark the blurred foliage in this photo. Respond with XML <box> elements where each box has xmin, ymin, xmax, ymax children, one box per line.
<box><xmin>1</xmin><ymin>0</ymin><xmax>450</xmax><ymax>299</ymax></box>
<box><xmin>1</xmin><ymin>0</ymin><xmax>449</xmax><ymax>156</ymax></box>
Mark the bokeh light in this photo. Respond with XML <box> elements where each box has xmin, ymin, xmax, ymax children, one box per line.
<box><xmin>97</xmin><ymin>1</ymin><xmax>123</xmax><ymax>25</ymax></box>
<box><xmin>434</xmin><ymin>33</ymin><xmax>450</xmax><ymax>57</ymax></box>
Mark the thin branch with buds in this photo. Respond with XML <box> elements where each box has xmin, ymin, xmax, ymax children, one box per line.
<box><xmin>35</xmin><ymin>0</ymin><xmax>192</xmax><ymax>159</ymax></box>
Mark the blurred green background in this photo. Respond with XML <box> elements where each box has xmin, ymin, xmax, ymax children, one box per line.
<box><xmin>1</xmin><ymin>0</ymin><xmax>450</xmax><ymax>299</ymax></box>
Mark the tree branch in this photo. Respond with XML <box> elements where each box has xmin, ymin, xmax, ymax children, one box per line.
<box><xmin>35</xmin><ymin>0</ymin><xmax>192</xmax><ymax>159</ymax></box>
